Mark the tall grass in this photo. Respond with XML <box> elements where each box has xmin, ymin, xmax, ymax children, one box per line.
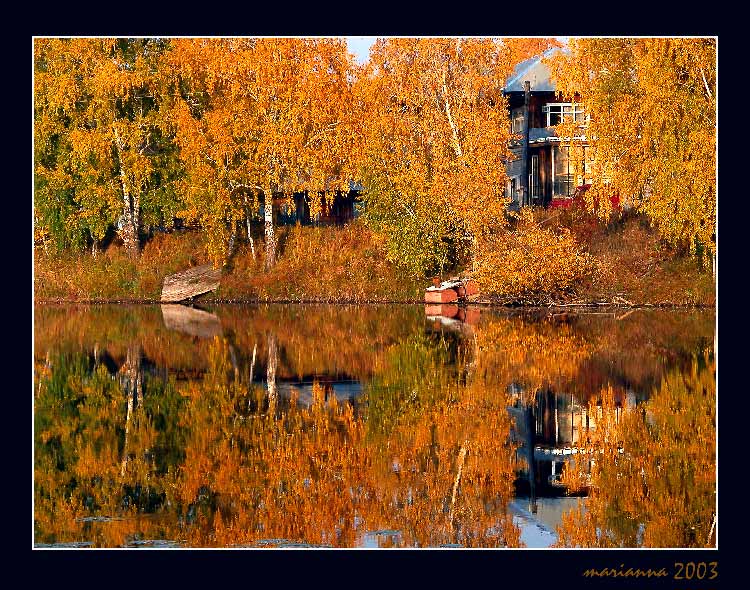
<box><xmin>35</xmin><ymin>224</ymin><xmax>424</xmax><ymax>302</ymax></box>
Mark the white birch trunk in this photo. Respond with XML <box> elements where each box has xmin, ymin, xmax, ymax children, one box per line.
<box><xmin>266</xmin><ymin>333</ymin><xmax>278</xmax><ymax>417</ymax></box>
<box><xmin>264</xmin><ymin>185</ymin><xmax>276</xmax><ymax>270</ymax></box>
<box><xmin>113</xmin><ymin>128</ymin><xmax>140</xmax><ymax>255</ymax></box>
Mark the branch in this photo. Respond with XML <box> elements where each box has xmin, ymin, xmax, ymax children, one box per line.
<box><xmin>229</xmin><ymin>183</ymin><xmax>265</xmax><ymax>197</ymax></box>
<box><xmin>442</xmin><ymin>71</ymin><xmax>463</xmax><ymax>159</ymax></box>
<box><xmin>303</xmin><ymin>122</ymin><xmax>339</xmax><ymax>149</ymax></box>
<box><xmin>700</xmin><ymin>67</ymin><xmax>713</xmax><ymax>100</ymax></box>
<box><xmin>449</xmin><ymin>443</ymin><xmax>468</xmax><ymax>525</ymax></box>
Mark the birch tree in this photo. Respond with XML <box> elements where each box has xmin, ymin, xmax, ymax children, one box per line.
<box><xmin>34</xmin><ymin>38</ymin><xmax>177</xmax><ymax>256</ymax></box>
<box><xmin>548</xmin><ymin>38</ymin><xmax>717</xmax><ymax>262</ymax></box>
<box><xmin>168</xmin><ymin>38</ymin><xmax>359</xmax><ymax>268</ymax></box>
<box><xmin>356</xmin><ymin>38</ymin><xmax>521</xmax><ymax>277</ymax></box>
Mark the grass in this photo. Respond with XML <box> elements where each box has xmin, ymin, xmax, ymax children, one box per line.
<box><xmin>34</xmin><ymin>215</ymin><xmax>715</xmax><ymax>307</ymax></box>
<box><xmin>34</xmin><ymin>223</ymin><xmax>424</xmax><ymax>303</ymax></box>
<box><xmin>564</xmin><ymin>210</ymin><xmax>715</xmax><ymax>306</ymax></box>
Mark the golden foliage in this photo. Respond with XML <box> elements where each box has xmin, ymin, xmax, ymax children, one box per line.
<box><xmin>555</xmin><ymin>354</ymin><xmax>716</xmax><ymax>547</ymax></box>
<box><xmin>474</xmin><ymin>209</ymin><xmax>594</xmax><ymax>301</ymax></box>
<box><xmin>34</xmin><ymin>305</ymin><xmax>714</xmax><ymax>548</ymax></box>
<box><xmin>34</xmin><ymin>38</ymin><xmax>174</xmax><ymax>254</ymax></box>
<box><xmin>166</xmin><ymin>38</ymin><xmax>359</xmax><ymax>264</ymax></box>
<box><xmin>548</xmin><ymin>38</ymin><xmax>716</xmax><ymax>260</ymax></box>
<box><xmin>356</xmin><ymin>38</ymin><xmax>520</xmax><ymax>266</ymax></box>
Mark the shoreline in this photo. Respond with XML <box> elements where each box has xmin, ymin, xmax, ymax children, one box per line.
<box><xmin>34</xmin><ymin>297</ymin><xmax>716</xmax><ymax>310</ymax></box>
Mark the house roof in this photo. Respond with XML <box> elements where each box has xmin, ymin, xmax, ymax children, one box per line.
<box><xmin>504</xmin><ymin>48</ymin><xmax>562</xmax><ymax>94</ymax></box>
<box><xmin>508</xmin><ymin>126</ymin><xmax>559</xmax><ymax>149</ymax></box>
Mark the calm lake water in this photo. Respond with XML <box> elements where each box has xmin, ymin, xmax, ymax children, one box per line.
<box><xmin>33</xmin><ymin>304</ymin><xmax>716</xmax><ymax>548</ymax></box>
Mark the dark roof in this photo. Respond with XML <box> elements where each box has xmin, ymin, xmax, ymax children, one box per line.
<box><xmin>529</xmin><ymin>126</ymin><xmax>558</xmax><ymax>143</ymax></box>
<box><xmin>504</xmin><ymin>48</ymin><xmax>562</xmax><ymax>94</ymax></box>
<box><xmin>508</xmin><ymin>126</ymin><xmax>559</xmax><ymax>149</ymax></box>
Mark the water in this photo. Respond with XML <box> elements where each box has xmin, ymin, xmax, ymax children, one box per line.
<box><xmin>33</xmin><ymin>303</ymin><xmax>715</xmax><ymax>548</ymax></box>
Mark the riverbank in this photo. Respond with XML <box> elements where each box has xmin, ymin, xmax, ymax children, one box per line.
<box><xmin>34</xmin><ymin>216</ymin><xmax>716</xmax><ymax>307</ymax></box>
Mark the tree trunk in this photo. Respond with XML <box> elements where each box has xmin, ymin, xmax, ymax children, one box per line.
<box><xmin>266</xmin><ymin>333</ymin><xmax>278</xmax><ymax>418</ymax></box>
<box><xmin>120</xmin><ymin>345</ymin><xmax>142</xmax><ymax>477</ymax></box>
<box><xmin>264</xmin><ymin>185</ymin><xmax>276</xmax><ymax>270</ymax></box>
<box><xmin>244</xmin><ymin>194</ymin><xmax>256</xmax><ymax>260</ymax></box>
<box><xmin>113</xmin><ymin>128</ymin><xmax>140</xmax><ymax>256</ymax></box>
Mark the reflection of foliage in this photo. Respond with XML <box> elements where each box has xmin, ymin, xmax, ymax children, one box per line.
<box><xmin>34</xmin><ymin>305</ymin><xmax>715</xmax><ymax>547</ymax></box>
<box><xmin>473</xmin><ymin>313</ymin><xmax>593</xmax><ymax>397</ymax></box>
<box><xmin>556</xmin><ymin>353</ymin><xmax>716</xmax><ymax>547</ymax></box>
<box><xmin>34</xmin><ymin>350</ymin><xmax>188</xmax><ymax>546</ymax></box>
<box><xmin>364</xmin><ymin>332</ymin><xmax>462</xmax><ymax>438</ymax></box>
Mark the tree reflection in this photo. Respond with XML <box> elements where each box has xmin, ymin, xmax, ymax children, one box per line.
<box><xmin>555</xmin><ymin>352</ymin><xmax>716</xmax><ymax>548</ymax></box>
<box><xmin>33</xmin><ymin>305</ymin><xmax>715</xmax><ymax>548</ymax></box>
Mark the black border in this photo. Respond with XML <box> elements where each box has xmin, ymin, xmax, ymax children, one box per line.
<box><xmin>24</xmin><ymin>10</ymin><xmax>735</xmax><ymax>588</ymax></box>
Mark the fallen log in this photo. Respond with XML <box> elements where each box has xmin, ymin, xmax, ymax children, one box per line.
<box><xmin>161</xmin><ymin>264</ymin><xmax>222</xmax><ymax>303</ymax></box>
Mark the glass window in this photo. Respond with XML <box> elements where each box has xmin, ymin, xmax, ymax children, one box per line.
<box><xmin>530</xmin><ymin>155</ymin><xmax>540</xmax><ymax>201</ymax></box>
<box><xmin>553</xmin><ymin>145</ymin><xmax>591</xmax><ymax>197</ymax></box>
<box><xmin>553</xmin><ymin>145</ymin><xmax>574</xmax><ymax>197</ymax></box>
<box><xmin>543</xmin><ymin>103</ymin><xmax>585</xmax><ymax>127</ymax></box>
<box><xmin>511</xmin><ymin>108</ymin><xmax>525</xmax><ymax>134</ymax></box>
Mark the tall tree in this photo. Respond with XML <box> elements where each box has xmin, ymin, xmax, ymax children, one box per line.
<box><xmin>548</xmin><ymin>38</ymin><xmax>716</xmax><ymax>262</ymax></box>
<box><xmin>34</xmin><ymin>38</ymin><xmax>178</xmax><ymax>256</ymax></box>
<box><xmin>168</xmin><ymin>38</ymin><xmax>358</xmax><ymax>268</ymax></box>
<box><xmin>356</xmin><ymin>38</ymin><xmax>532</xmax><ymax>277</ymax></box>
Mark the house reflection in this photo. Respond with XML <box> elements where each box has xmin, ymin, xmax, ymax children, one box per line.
<box><xmin>508</xmin><ymin>384</ymin><xmax>638</xmax><ymax>513</ymax></box>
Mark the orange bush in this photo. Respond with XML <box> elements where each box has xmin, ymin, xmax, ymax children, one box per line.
<box><xmin>474</xmin><ymin>209</ymin><xmax>594</xmax><ymax>302</ymax></box>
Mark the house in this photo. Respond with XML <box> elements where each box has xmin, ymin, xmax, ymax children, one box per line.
<box><xmin>503</xmin><ymin>49</ymin><xmax>590</xmax><ymax>208</ymax></box>
<box><xmin>274</xmin><ymin>180</ymin><xmax>364</xmax><ymax>226</ymax></box>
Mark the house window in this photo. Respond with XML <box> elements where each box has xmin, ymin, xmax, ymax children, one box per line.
<box><xmin>530</xmin><ymin>155</ymin><xmax>540</xmax><ymax>203</ymax></box>
<box><xmin>511</xmin><ymin>108</ymin><xmax>525</xmax><ymax>134</ymax></box>
<box><xmin>553</xmin><ymin>146</ymin><xmax>573</xmax><ymax>197</ymax></box>
<box><xmin>507</xmin><ymin>177</ymin><xmax>518</xmax><ymax>201</ymax></box>
<box><xmin>543</xmin><ymin>103</ymin><xmax>585</xmax><ymax>127</ymax></box>
<box><xmin>552</xmin><ymin>145</ymin><xmax>591</xmax><ymax>197</ymax></box>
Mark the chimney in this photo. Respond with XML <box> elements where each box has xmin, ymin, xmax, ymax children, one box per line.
<box><xmin>519</xmin><ymin>80</ymin><xmax>532</xmax><ymax>207</ymax></box>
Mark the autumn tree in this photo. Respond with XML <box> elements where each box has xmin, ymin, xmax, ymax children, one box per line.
<box><xmin>34</xmin><ymin>38</ymin><xmax>180</xmax><ymax>256</ymax></box>
<box><xmin>548</xmin><ymin>38</ymin><xmax>716</xmax><ymax>264</ymax></box>
<box><xmin>167</xmin><ymin>38</ymin><xmax>359</xmax><ymax>268</ymax></box>
<box><xmin>502</xmin><ymin>37</ymin><xmax>563</xmax><ymax>66</ymax></box>
<box><xmin>355</xmin><ymin>38</ymin><xmax>513</xmax><ymax>277</ymax></box>
<box><xmin>355</xmin><ymin>38</ymin><xmax>562</xmax><ymax>278</ymax></box>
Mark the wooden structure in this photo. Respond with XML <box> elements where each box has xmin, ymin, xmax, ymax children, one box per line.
<box><xmin>424</xmin><ymin>278</ymin><xmax>479</xmax><ymax>304</ymax></box>
<box><xmin>504</xmin><ymin>49</ymin><xmax>590</xmax><ymax>208</ymax></box>
<box><xmin>160</xmin><ymin>264</ymin><xmax>221</xmax><ymax>303</ymax></box>
<box><xmin>425</xmin><ymin>284</ymin><xmax>459</xmax><ymax>304</ymax></box>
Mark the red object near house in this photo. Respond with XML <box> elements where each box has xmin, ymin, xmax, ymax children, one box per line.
<box><xmin>457</xmin><ymin>307</ymin><xmax>481</xmax><ymax>325</ymax></box>
<box><xmin>549</xmin><ymin>184</ymin><xmax>620</xmax><ymax>211</ymax></box>
<box><xmin>425</xmin><ymin>288</ymin><xmax>459</xmax><ymax>304</ymax></box>
<box><xmin>425</xmin><ymin>304</ymin><xmax>460</xmax><ymax>318</ymax></box>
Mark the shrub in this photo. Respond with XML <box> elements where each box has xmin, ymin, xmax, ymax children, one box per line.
<box><xmin>474</xmin><ymin>209</ymin><xmax>593</xmax><ymax>301</ymax></box>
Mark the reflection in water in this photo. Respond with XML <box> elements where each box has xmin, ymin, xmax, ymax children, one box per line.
<box><xmin>33</xmin><ymin>304</ymin><xmax>715</xmax><ymax>548</ymax></box>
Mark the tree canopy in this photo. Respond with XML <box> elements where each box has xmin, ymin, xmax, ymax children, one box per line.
<box><xmin>548</xmin><ymin>38</ymin><xmax>716</xmax><ymax>260</ymax></box>
<box><xmin>34</xmin><ymin>38</ymin><xmax>180</xmax><ymax>255</ymax></box>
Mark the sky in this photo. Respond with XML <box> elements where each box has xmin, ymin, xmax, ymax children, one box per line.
<box><xmin>345</xmin><ymin>36</ymin><xmax>568</xmax><ymax>65</ymax></box>
<box><xmin>345</xmin><ymin>37</ymin><xmax>377</xmax><ymax>65</ymax></box>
